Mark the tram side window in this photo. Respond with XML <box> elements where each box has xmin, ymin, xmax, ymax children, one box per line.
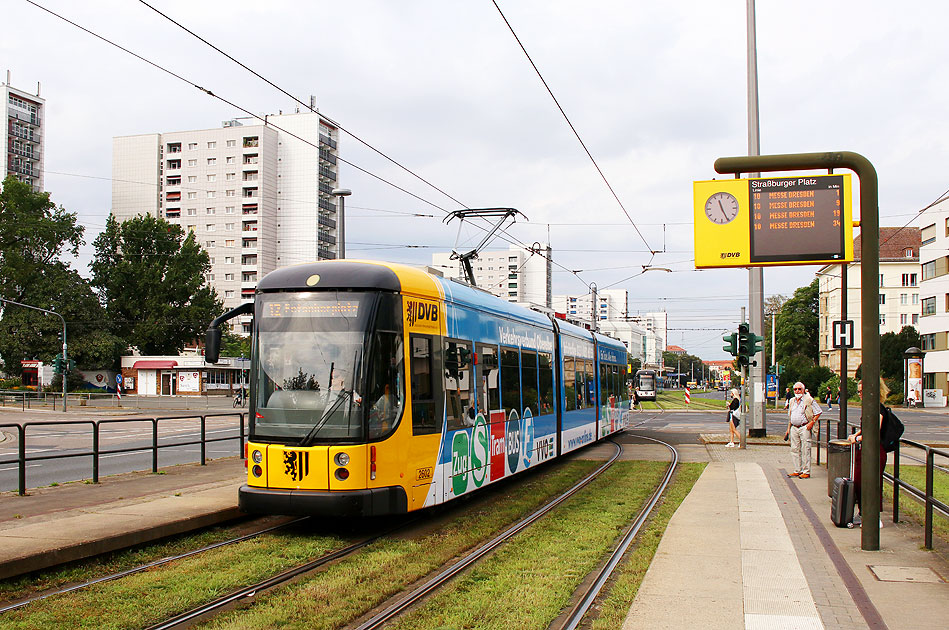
<box><xmin>564</xmin><ymin>356</ymin><xmax>576</xmax><ymax>411</ymax></box>
<box><xmin>410</xmin><ymin>335</ymin><xmax>439</xmax><ymax>435</ymax></box>
<box><xmin>478</xmin><ymin>345</ymin><xmax>500</xmax><ymax>414</ymax></box>
<box><xmin>521</xmin><ymin>350</ymin><xmax>538</xmax><ymax>417</ymax></box>
<box><xmin>599</xmin><ymin>363</ymin><xmax>609</xmax><ymax>406</ymax></box>
<box><xmin>574</xmin><ymin>360</ymin><xmax>586</xmax><ymax>409</ymax></box>
<box><xmin>445</xmin><ymin>339</ymin><xmax>474</xmax><ymax>431</ymax></box>
<box><xmin>620</xmin><ymin>366</ymin><xmax>629</xmax><ymax>401</ymax></box>
<box><xmin>366</xmin><ymin>330</ymin><xmax>404</xmax><ymax>440</ymax></box>
<box><xmin>584</xmin><ymin>360</ymin><xmax>595</xmax><ymax>407</ymax></box>
<box><xmin>538</xmin><ymin>352</ymin><xmax>553</xmax><ymax>415</ymax></box>
<box><xmin>500</xmin><ymin>346</ymin><xmax>521</xmax><ymax>414</ymax></box>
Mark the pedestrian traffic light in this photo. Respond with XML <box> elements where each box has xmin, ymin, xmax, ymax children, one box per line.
<box><xmin>722</xmin><ymin>331</ymin><xmax>738</xmax><ymax>356</ymax></box>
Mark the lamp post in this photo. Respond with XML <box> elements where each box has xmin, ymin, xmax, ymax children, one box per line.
<box><xmin>0</xmin><ymin>298</ymin><xmax>68</xmax><ymax>411</ymax></box>
<box><xmin>331</xmin><ymin>188</ymin><xmax>351</xmax><ymax>259</ymax></box>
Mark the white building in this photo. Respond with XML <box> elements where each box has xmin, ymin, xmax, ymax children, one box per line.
<box><xmin>627</xmin><ymin>312</ymin><xmax>667</xmax><ymax>368</ymax></box>
<box><xmin>2</xmin><ymin>71</ymin><xmax>44</xmax><ymax>191</ymax></box>
<box><xmin>112</xmin><ymin>109</ymin><xmax>340</xmax><ymax>332</ymax></box>
<box><xmin>817</xmin><ymin>227</ymin><xmax>921</xmax><ymax>372</ymax></box>
<box><xmin>553</xmin><ymin>289</ymin><xmax>628</xmax><ymax>323</ymax></box>
<box><xmin>596</xmin><ymin>320</ymin><xmax>648</xmax><ymax>364</ymax></box>
<box><xmin>432</xmin><ymin>244</ymin><xmax>552</xmax><ymax>307</ymax></box>
<box><xmin>919</xmin><ymin>205</ymin><xmax>949</xmax><ymax>401</ymax></box>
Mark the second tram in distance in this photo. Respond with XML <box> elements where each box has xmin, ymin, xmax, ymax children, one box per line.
<box><xmin>633</xmin><ymin>369</ymin><xmax>659</xmax><ymax>402</ymax></box>
<box><xmin>207</xmin><ymin>260</ymin><xmax>634</xmax><ymax>517</ymax></box>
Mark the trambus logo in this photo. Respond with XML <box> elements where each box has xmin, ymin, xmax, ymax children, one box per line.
<box><xmin>283</xmin><ymin>450</ymin><xmax>309</xmax><ymax>482</ymax></box>
<box><xmin>406</xmin><ymin>299</ymin><xmax>439</xmax><ymax>327</ymax></box>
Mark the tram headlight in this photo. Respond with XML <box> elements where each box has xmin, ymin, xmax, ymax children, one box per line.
<box><xmin>252</xmin><ymin>465</ymin><xmax>263</xmax><ymax>478</ymax></box>
<box><xmin>252</xmin><ymin>449</ymin><xmax>263</xmax><ymax>464</ymax></box>
<box><xmin>334</xmin><ymin>452</ymin><xmax>350</xmax><ymax>467</ymax></box>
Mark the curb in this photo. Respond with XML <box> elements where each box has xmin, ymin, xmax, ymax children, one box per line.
<box><xmin>0</xmin><ymin>505</ymin><xmax>243</xmax><ymax>581</ymax></box>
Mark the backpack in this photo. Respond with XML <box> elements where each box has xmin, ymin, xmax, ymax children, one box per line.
<box><xmin>881</xmin><ymin>406</ymin><xmax>905</xmax><ymax>452</ymax></box>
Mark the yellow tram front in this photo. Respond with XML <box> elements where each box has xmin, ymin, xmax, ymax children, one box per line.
<box><xmin>236</xmin><ymin>262</ymin><xmax>422</xmax><ymax>517</ymax></box>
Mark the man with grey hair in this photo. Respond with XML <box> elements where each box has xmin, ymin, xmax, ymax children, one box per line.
<box><xmin>784</xmin><ymin>381</ymin><xmax>822</xmax><ymax>478</ymax></box>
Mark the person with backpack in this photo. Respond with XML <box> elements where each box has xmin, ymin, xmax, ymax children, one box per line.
<box><xmin>847</xmin><ymin>378</ymin><xmax>904</xmax><ymax>527</ymax></box>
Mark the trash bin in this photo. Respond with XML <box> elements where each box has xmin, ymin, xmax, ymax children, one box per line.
<box><xmin>827</xmin><ymin>439</ymin><xmax>853</xmax><ymax>497</ymax></box>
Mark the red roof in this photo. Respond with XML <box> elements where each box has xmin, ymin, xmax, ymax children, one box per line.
<box><xmin>132</xmin><ymin>360</ymin><xmax>178</xmax><ymax>369</ymax></box>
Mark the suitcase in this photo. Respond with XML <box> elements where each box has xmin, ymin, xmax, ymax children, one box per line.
<box><xmin>831</xmin><ymin>443</ymin><xmax>856</xmax><ymax>528</ymax></box>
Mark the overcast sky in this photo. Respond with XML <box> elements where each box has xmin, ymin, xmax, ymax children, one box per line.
<box><xmin>3</xmin><ymin>1</ymin><xmax>943</xmax><ymax>359</ymax></box>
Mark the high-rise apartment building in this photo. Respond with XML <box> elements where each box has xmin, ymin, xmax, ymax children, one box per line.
<box><xmin>553</xmin><ymin>289</ymin><xmax>629</xmax><ymax>323</ymax></box>
<box><xmin>431</xmin><ymin>244</ymin><xmax>552</xmax><ymax>307</ymax></box>
<box><xmin>2</xmin><ymin>71</ymin><xmax>45</xmax><ymax>191</ymax></box>
<box><xmin>919</xmin><ymin>204</ymin><xmax>949</xmax><ymax>403</ymax></box>
<box><xmin>112</xmin><ymin>110</ymin><xmax>340</xmax><ymax>332</ymax></box>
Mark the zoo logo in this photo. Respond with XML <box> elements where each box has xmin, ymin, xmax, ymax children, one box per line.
<box><xmin>450</xmin><ymin>414</ymin><xmax>489</xmax><ymax>496</ymax></box>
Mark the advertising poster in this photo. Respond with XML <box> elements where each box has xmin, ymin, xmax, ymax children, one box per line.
<box><xmin>177</xmin><ymin>371</ymin><xmax>201</xmax><ymax>393</ymax></box>
<box><xmin>906</xmin><ymin>358</ymin><xmax>923</xmax><ymax>406</ymax></box>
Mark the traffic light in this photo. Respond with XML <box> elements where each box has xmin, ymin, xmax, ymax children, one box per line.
<box><xmin>66</xmin><ymin>358</ymin><xmax>76</xmax><ymax>373</ymax></box>
<box><xmin>722</xmin><ymin>331</ymin><xmax>738</xmax><ymax>356</ymax></box>
<box><xmin>52</xmin><ymin>353</ymin><xmax>64</xmax><ymax>374</ymax></box>
<box><xmin>737</xmin><ymin>323</ymin><xmax>764</xmax><ymax>367</ymax></box>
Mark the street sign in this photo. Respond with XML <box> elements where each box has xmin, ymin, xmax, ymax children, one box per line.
<box><xmin>693</xmin><ymin>174</ymin><xmax>854</xmax><ymax>268</ymax></box>
<box><xmin>832</xmin><ymin>319</ymin><xmax>855</xmax><ymax>348</ymax></box>
<box><xmin>116</xmin><ymin>373</ymin><xmax>123</xmax><ymax>384</ymax></box>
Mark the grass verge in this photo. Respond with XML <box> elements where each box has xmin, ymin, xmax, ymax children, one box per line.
<box><xmin>885</xmin><ymin>463</ymin><xmax>949</xmax><ymax>545</ymax></box>
<box><xmin>3</xmin><ymin>460</ymin><xmax>598</xmax><ymax>630</ymax></box>
<box><xmin>639</xmin><ymin>391</ymin><xmax>727</xmax><ymax>411</ymax></box>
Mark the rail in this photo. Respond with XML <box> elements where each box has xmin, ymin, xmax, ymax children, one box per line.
<box><xmin>0</xmin><ymin>413</ymin><xmax>246</xmax><ymax>496</ymax></box>
<box><xmin>815</xmin><ymin>416</ymin><xmax>949</xmax><ymax>549</ymax></box>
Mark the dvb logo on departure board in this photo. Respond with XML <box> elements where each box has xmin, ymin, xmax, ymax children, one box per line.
<box><xmin>693</xmin><ymin>173</ymin><xmax>854</xmax><ymax>269</ymax></box>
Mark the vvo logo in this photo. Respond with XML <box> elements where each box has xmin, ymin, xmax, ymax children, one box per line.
<box><xmin>406</xmin><ymin>299</ymin><xmax>439</xmax><ymax>327</ymax></box>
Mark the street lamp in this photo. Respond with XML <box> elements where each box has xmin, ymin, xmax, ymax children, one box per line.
<box><xmin>331</xmin><ymin>188</ymin><xmax>351</xmax><ymax>259</ymax></box>
<box><xmin>0</xmin><ymin>298</ymin><xmax>68</xmax><ymax>411</ymax></box>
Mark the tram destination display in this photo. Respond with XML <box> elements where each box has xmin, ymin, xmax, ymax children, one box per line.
<box><xmin>750</xmin><ymin>175</ymin><xmax>845</xmax><ymax>263</ymax></box>
<box><xmin>692</xmin><ymin>173</ymin><xmax>853</xmax><ymax>269</ymax></box>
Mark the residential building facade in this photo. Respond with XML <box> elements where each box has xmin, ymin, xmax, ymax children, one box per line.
<box><xmin>432</xmin><ymin>244</ymin><xmax>552</xmax><ymax>307</ymax></box>
<box><xmin>112</xmin><ymin>109</ymin><xmax>340</xmax><ymax>332</ymax></box>
<box><xmin>553</xmin><ymin>289</ymin><xmax>629</xmax><ymax>323</ymax></box>
<box><xmin>919</xmin><ymin>203</ymin><xmax>949</xmax><ymax>401</ymax></box>
<box><xmin>2</xmin><ymin>71</ymin><xmax>44</xmax><ymax>191</ymax></box>
<box><xmin>817</xmin><ymin>227</ymin><xmax>921</xmax><ymax>372</ymax></box>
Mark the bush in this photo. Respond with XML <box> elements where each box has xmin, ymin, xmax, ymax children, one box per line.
<box><xmin>0</xmin><ymin>377</ymin><xmax>22</xmax><ymax>389</ymax></box>
<box><xmin>818</xmin><ymin>374</ymin><xmax>859</xmax><ymax>403</ymax></box>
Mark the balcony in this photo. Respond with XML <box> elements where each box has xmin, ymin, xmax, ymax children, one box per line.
<box><xmin>319</xmin><ymin>149</ymin><xmax>337</xmax><ymax>165</ymax></box>
<box><xmin>243</xmin><ymin>137</ymin><xmax>259</xmax><ymax>148</ymax></box>
<box><xmin>319</xmin><ymin>182</ymin><xmax>334</xmax><ymax>195</ymax></box>
<box><xmin>318</xmin><ymin>248</ymin><xmax>336</xmax><ymax>260</ymax></box>
<box><xmin>10</xmin><ymin>146</ymin><xmax>38</xmax><ymax>159</ymax></box>
<box><xmin>243</xmin><ymin>155</ymin><xmax>259</xmax><ymax>165</ymax></box>
<box><xmin>319</xmin><ymin>232</ymin><xmax>336</xmax><ymax>245</ymax></box>
<box><xmin>242</xmin><ymin>171</ymin><xmax>259</xmax><ymax>181</ymax></box>
<box><xmin>242</xmin><ymin>223</ymin><xmax>258</xmax><ymax>233</ymax></box>
<box><xmin>242</xmin><ymin>206</ymin><xmax>258</xmax><ymax>215</ymax></box>
<box><xmin>319</xmin><ymin>167</ymin><xmax>337</xmax><ymax>181</ymax></box>
<box><xmin>166</xmin><ymin>160</ymin><xmax>181</xmax><ymax>170</ymax></box>
<box><xmin>166</xmin><ymin>192</ymin><xmax>181</xmax><ymax>202</ymax></box>
<box><xmin>242</xmin><ymin>188</ymin><xmax>258</xmax><ymax>198</ymax></box>
<box><xmin>318</xmin><ymin>198</ymin><xmax>337</xmax><ymax>212</ymax></box>
<box><xmin>318</xmin><ymin>215</ymin><xmax>336</xmax><ymax>229</ymax></box>
<box><xmin>319</xmin><ymin>134</ymin><xmax>337</xmax><ymax>150</ymax></box>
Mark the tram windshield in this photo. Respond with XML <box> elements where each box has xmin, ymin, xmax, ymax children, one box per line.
<box><xmin>253</xmin><ymin>291</ymin><xmax>404</xmax><ymax>443</ymax></box>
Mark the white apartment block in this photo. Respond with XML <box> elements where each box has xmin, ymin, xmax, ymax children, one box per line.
<box><xmin>627</xmin><ymin>312</ymin><xmax>667</xmax><ymax>368</ymax></box>
<box><xmin>112</xmin><ymin>110</ymin><xmax>340</xmax><ymax>332</ymax></box>
<box><xmin>818</xmin><ymin>227</ymin><xmax>921</xmax><ymax>372</ymax></box>
<box><xmin>596</xmin><ymin>320</ymin><xmax>649</xmax><ymax>364</ymax></box>
<box><xmin>919</xmin><ymin>203</ymin><xmax>949</xmax><ymax>400</ymax></box>
<box><xmin>553</xmin><ymin>289</ymin><xmax>629</xmax><ymax>323</ymax></box>
<box><xmin>2</xmin><ymin>71</ymin><xmax>44</xmax><ymax>191</ymax></box>
<box><xmin>432</xmin><ymin>244</ymin><xmax>552</xmax><ymax>307</ymax></box>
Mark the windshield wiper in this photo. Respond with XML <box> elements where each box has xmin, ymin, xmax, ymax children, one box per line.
<box><xmin>298</xmin><ymin>389</ymin><xmax>353</xmax><ymax>447</ymax></box>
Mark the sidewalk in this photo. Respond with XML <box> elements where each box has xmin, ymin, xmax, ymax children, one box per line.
<box><xmin>0</xmin><ymin>457</ymin><xmax>245</xmax><ymax>580</ymax></box>
<box><xmin>623</xmin><ymin>445</ymin><xmax>949</xmax><ymax>629</ymax></box>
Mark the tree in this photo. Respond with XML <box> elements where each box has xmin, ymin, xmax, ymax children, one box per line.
<box><xmin>763</xmin><ymin>293</ymin><xmax>786</xmax><ymax>367</ymax></box>
<box><xmin>775</xmin><ymin>279</ymin><xmax>819</xmax><ymax>364</ymax></box>
<box><xmin>91</xmin><ymin>214</ymin><xmax>224</xmax><ymax>356</ymax></box>
<box><xmin>629</xmin><ymin>357</ymin><xmax>642</xmax><ymax>373</ymax></box>
<box><xmin>880</xmin><ymin>325</ymin><xmax>921</xmax><ymax>382</ymax></box>
<box><xmin>221</xmin><ymin>329</ymin><xmax>251</xmax><ymax>358</ymax></box>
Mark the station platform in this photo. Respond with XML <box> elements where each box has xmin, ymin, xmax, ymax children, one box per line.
<box><xmin>623</xmin><ymin>443</ymin><xmax>949</xmax><ymax>630</ymax></box>
<box><xmin>0</xmin><ymin>457</ymin><xmax>244</xmax><ymax>580</ymax></box>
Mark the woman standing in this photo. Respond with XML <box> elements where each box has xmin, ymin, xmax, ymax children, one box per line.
<box><xmin>847</xmin><ymin>378</ymin><xmax>889</xmax><ymax>527</ymax></box>
<box><xmin>726</xmin><ymin>388</ymin><xmax>741</xmax><ymax>447</ymax></box>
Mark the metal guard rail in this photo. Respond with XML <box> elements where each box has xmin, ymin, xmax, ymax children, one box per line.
<box><xmin>814</xmin><ymin>417</ymin><xmax>949</xmax><ymax>549</ymax></box>
<box><xmin>0</xmin><ymin>413</ymin><xmax>246</xmax><ymax>496</ymax></box>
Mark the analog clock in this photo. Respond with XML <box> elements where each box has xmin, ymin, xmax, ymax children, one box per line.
<box><xmin>704</xmin><ymin>192</ymin><xmax>739</xmax><ymax>225</ymax></box>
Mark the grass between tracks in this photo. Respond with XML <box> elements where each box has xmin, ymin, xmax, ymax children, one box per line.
<box><xmin>1</xmin><ymin>459</ymin><xmax>599</xmax><ymax>630</ymax></box>
<box><xmin>638</xmin><ymin>390</ymin><xmax>727</xmax><ymax>411</ymax></box>
<box><xmin>884</xmin><ymin>463</ymin><xmax>949</xmax><ymax>545</ymax></box>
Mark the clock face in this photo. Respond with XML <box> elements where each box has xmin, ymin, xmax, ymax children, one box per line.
<box><xmin>704</xmin><ymin>192</ymin><xmax>739</xmax><ymax>225</ymax></box>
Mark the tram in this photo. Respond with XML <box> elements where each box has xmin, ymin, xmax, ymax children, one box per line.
<box><xmin>206</xmin><ymin>260</ymin><xmax>633</xmax><ymax>517</ymax></box>
<box><xmin>633</xmin><ymin>369</ymin><xmax>658</xmax><ymax>402</ymax></box>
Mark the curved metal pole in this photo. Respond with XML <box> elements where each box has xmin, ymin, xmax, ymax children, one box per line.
<box><xmin>0</xmin><ymin>298</ymin><xmax>68</xmax><ymax>412</ymax></box>
<box><xmin>714</xmin><ymin>151</ymin><xmax>880</xmax><ymax>550</ymax></box>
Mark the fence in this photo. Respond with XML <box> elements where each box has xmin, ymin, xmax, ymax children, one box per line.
<box><xmin>0</xmin><ymin>413</ymin><xmax>246</xmax><ymax>496</ymax></box>
<box><xmin>815</xmin><ymin>417</ymin><xmax>949</xmax><ymax>549</ymax></box>
<box><xmin>0</xmin><ymin>390</ymin><xmax>240</xmax><ymax>411</ymax></box>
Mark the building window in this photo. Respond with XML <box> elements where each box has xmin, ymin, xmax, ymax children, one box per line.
<box><xmin>224</xmin><ymin>256</ymin><xmax>234</xmax><ymax>264</ymax></box>
<box><xmin>188</xmin><ymin>159</ymin><xmax>197</xmax><ymax>167</ymax></box>
<box><xmin>188</xmin><ymin>143</ymin><xmax>197</xmax><ymax>150</ymax></box>
<box><xmin>922</xmin><ymin>296</ymin><xmax>936</xmax><ymax>315</ymax></box>
<box><xmin>207</xmin><ymin>157</ymin><xmax>217</xmax><ymax>165</ymax></box>
<box><xmin>225</xmin><ymin>223</ymin><xmax>235</xmax><ymax>231</ymax></box>
<box><xmin>913</xmin><ymin>314</ymin><xmax>919</xmax><ymax>325</ymax></box>
<box><xmin>902</xmin><ymin>273</ymin><xmax>918</xmax><ymax>287</ymax></box>
<box><xmin>880</xmin><ymin>273</ymin><xmax>884</xmax><ymax>287</ymax></box>
<box><xmin>226</xmin><ymin>173</ymin><xmax>236</xmax><ymax>181</ymax></box>
<box><xmin>225</xmin><ymin>206</ymin><xmax>235</xmax><ymax>214</ymax></box>
<box><xmin>922</xmin><ymin>260</ymin><xmax>936</xmax><ymax>280</ymax></box>
<box><xmin>186</xmin><ymin>208</ymin><xmax>197</xmax><ymax>216</ymax></box>
<box><xmin>206</xmin><ymin>224</ymin><xmax>215</xmax><ymax>231</ymax></box>
<box><xmin>900</xmin><ymin>293</ymin><xmax>908</xmax><ymax>305</ymax></box>
<box><xmin>900</xmin><ymin>314</ymin><xmax>907</xmax><ymax>325</ymax></box>
<box><xmin>226</xmin><ymin>190</ymin><xmax>236</xmax><ymax>197</ymax></box>
<box><xmin>187</xmin><ymin>192</ymin><xmax>197</xmax><ymax>199</ymax></box>
<box><xmin>206</xmin><ymin>207</ymin><xmax>216</xmax><ymax>214</ymax></box>
<box><xmin>187</xmin><ymin>175</ymin><xmax>197</xmax><ymax>183</ymax></box>
<box><xmin>922</xmin><ymin>333</ymin><xmax>936</xmax><ymax>351</ymax></box>
<box><xmin>913</xmin><ymin>293</ymin><xmax>919</xmax><ymax>305</ymax></box>
<box><xmin>187</xmin><ymin>225</ymin><xmax>196</xmax><ymax>232</ymax></box>
<box><xmin>207</xmin><ymin>191</ymin><xmax>216</xmax><ymax>198</ymax></box>
<box><xmin>225</xmin><ymin>290</ymin><xmax>234</xmax><ymax>298</ymax></box>
<box><xmin>226</xmin><ymin>156</ymin><xmax>235</xmax><ymax>164</ymax></box>
<box><xmin>226</xmin><ymin>139</ymin><xmax>236</xmax><ymax>147</ymax></box>
<box><xmin>225</xmin><ymin>273</ymin><xmax>234</xmax><ymax>281</ymax></box>
<box><xmin>879</xmin><ymin>294</ymin><xmax>885</xmax><ymax>305</ymax></box>
<box><xmin>225</xmin><ymin>239</ymin><xmax>235</xmax><ymax>247</ymax></box>
<box><xmin>205</xmin><ymin>240</ymin><xmax>215</xmax><ymax>248</ymax></box>
<box><xmin>905</xmin><ymin>248</ymin><xmax>914</xmax><ymax>257</ymax></box>
<box><xmin>208</xmin><ymin>141</ymin><xmax>216</xmax><ymax>149</ymax></box>
<box><xmin>879</xmin><ymin>313</ymin><xmax>885</xmax><ymax>326</ymax></box>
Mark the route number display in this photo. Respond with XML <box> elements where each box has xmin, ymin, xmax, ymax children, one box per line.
<box><xmin>693</xmin><ymin>174</ymin><xmax>853</xmax><ymax>268</ymax></box>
